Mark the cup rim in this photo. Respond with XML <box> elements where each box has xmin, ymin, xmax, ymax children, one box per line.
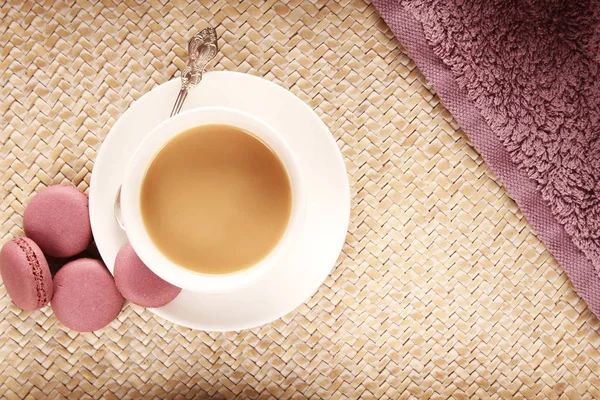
<box><xmin>120</xmin><ymin>106</ymin><xmax>306</xmax><ymax>293</ymax></box>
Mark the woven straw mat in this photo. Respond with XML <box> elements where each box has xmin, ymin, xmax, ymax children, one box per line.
<box><xmin>1</xmin><ymin>1</ymin><xmax>599</xmax><ymax>399</ymax></box>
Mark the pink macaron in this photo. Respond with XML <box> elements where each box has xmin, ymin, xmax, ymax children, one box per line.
<box><xmin>114</xmin><ymin>242</ymin><xmax>181</xmax><ymax>308</ymax></box>
<box><xmin>51</xmin><ymin>258</ymin><xmax>124</xmax><ymax>332</ymax></box>
<box><xmin>0</xmin><ymin>237</ymin><xmax>53</xmax><ymax>311</ymax></box>
<box><xmin>23</xmin><ymin>185</ymin><xmax>92</xmax><ymax>258</ymax></box>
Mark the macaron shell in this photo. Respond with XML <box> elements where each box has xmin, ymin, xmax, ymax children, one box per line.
<box><xmin>114</xmin><ymin>242</ymin><xmax>182</xmax><ymax>308</ymax></box>
<box><xmin>23</xmin><ymin>185</ymin><xmax>92</xmax><ymax>258</ymax></box>
<box><xmin>51</xmin><ymin>258</ymin><xmax>124</xmax><ymax>332</ymax></box>
<box><xmin>0</xmin><ymin>238</ymin><xmax>52</xmax><ymax>311</ymax></box>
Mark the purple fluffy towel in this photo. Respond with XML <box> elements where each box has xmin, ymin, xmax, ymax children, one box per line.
<box><xmin>373</xmin><ymin>0</ymin><xmax>600</xmax><ymax>318</ymax></box>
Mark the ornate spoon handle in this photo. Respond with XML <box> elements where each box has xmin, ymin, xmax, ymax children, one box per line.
<box><xmin>170</xmin><ymin>28</ymin><xmax>218</xmax><ymax>117</ymax></box>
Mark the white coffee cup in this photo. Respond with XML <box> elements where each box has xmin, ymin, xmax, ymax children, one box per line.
<box><xmin>121</xmin><ymin>106</ymin><xmax>306</xmax><ymax>293</ymax></box>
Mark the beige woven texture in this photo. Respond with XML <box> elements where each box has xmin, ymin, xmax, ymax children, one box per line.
<box><xmin>1</xmin><ymin>0</ymin><xmax>600</xmax><ymax>399</ymax></box>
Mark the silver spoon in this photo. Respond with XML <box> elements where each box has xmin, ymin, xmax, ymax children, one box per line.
<box><xmin>114</xmin><ymin>29</ymin><xmax>218</xmax><ymax>230</ymax></box>
<box><xmin>114</xmin><ymin>186</ymin><xmax>124</xmax><ymax>230</ymax></box>
<box><xmin>171</xmin><ymin>28</ymin><xmax>218</xmax><ymax>116</ymax></box>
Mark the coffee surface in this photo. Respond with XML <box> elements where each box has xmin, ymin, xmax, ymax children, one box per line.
<box><xmin>140</xmin><ymin>124</ymin><xmax>292</xmax><ymax>274</ymax></box>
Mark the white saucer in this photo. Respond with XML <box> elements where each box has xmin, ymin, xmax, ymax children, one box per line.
<box><xmin>89</xmin><ymin>71</ymin><xmax>350</xmax><ymax>331</ymax></box>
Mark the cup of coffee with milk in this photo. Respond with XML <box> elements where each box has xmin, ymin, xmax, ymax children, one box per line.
<box><xmin>120</xmin><ymin>107</ymin><xmax>306</xmax><ymax>293</ymax></box>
